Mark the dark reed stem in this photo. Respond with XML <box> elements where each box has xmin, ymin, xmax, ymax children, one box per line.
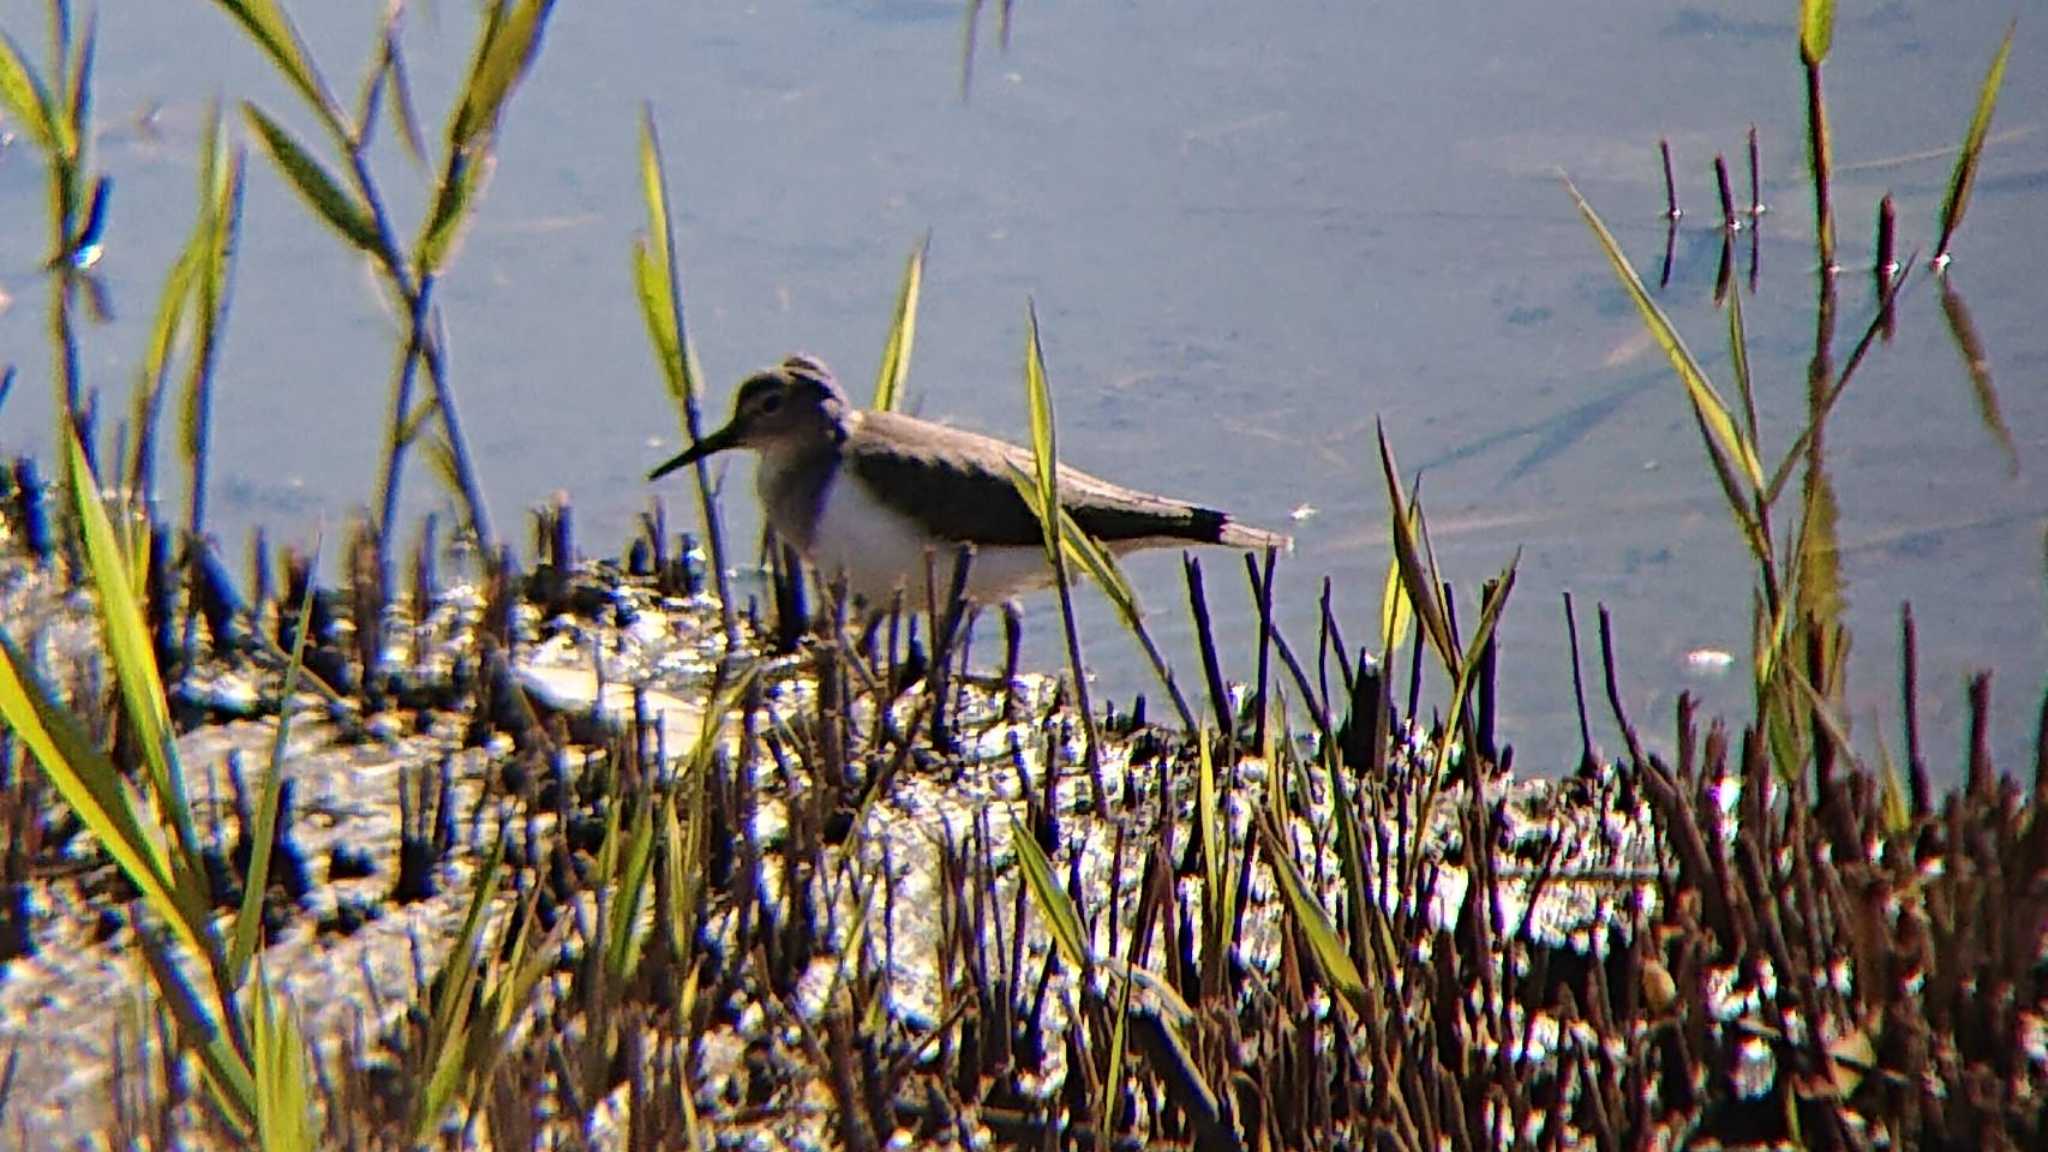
<box><xmin>1658</xmin><ymin>137</ymin><xmax>1680</xmax><ymax>219</ymax></box>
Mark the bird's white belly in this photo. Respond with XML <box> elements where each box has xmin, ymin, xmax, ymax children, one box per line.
<box><xmin>804</xmin><ymin>475</ymin><xmax>1055</xmax><ymax>607</ymax></box>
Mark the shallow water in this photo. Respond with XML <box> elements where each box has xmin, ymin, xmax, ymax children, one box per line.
<box><xmin>0</xmin><ymin>0</ymin><xmax>2040</xmax><ymax>774</ymax></box>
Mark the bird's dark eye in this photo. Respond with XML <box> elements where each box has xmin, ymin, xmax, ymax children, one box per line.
<box><xmin>758</xmin><ymin>393</ymin><xmax>784</xmax><ymax>416</ymax></box>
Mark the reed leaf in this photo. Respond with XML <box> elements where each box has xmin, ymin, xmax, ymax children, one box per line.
<box><xmin>1798</xmin><ymin>0</ymin><xmax>1834</xmax><ymax>68</ymax></box>
<box><xmin>242</xmin><ymin>103</ymin><xmax>379</xmax><ymax>254</ymax></box>
<box><xmin>1010</xmin><ymin>813</ymin><xmax>1090</xmax><ymax>974</ymax></box>
<box><xmin>133</xmin><ymin>245</ymin><xmax>195</xmax><ymax>490</ymax></box>
<box><xmin>1934</xmin><ymin>20</ymin><xmax>2015</xmax><ymax>263</ymax></box>
<box><xmin>1257</xmin><ymin>813</ymin><xmax>1370</xmax><ymax>1021</ymax></box>
<box><xmin>413</xmin><ymin>833</ymin><xmax>507</xmax><ymax>1138</ymax></box>
<box><xmin>1726</xmin><ymin>258</ymin><xmax>1760</xmax><ymax>452</ymax></box>
<box><xmin>0</xmin><ymin>32</ymin><xmax>58</xmax><ymax>154</ymax></box>
<box><xmin>1097</xmin><ymin>963</ymin><xmax>1134</xmax><ymax>1152</ymax></box>
<box><xmin>1023</xmin><ymin>304</ymin><xmax>1060</xmax><ymax>560</ymax></box>
<box><xmin>632</xmin><ymin>238</ymin><xmax>684</xmax><ymax>398</ymax></box>
<box><xmin>451</xmin><ymin>0</ymin><xmax>553</xmax><ymax>150</ymax></box>
<box><xmin>65</xmin><ymin>14</ymin><xmax>92</xmax><ymax>167</ymax></box>
<box><xmin>62</xmin><ymin>426</ymin><xmax>209</xmax><ymax>893</ymax></box>
<box><xmin>181</xmin><ymin>119</ymin><xmax>243</xmax><ymax>468</ymax></box>
<box><xmin>382</xmin><ymin>21</ymin><xmax>427</xmax><ymax>168</ymax></box>
<box><xmin>1376</xmin><ymin>421</ymin><xmax>1455</xmax><ymax>676</ymax></box>
<box><xmin>416</xmin><ymin>158</ymin><xmax>480</xmax><ymax>277</ymax></box>
<box><xmin>1378</xmin><ymin>506</ymin><xmax>1415</xmax><ymax>657</ymax></box>
<box><xmin>636</xmin><ymin>110</ymin><xmax>698</xmax><ymax>408</ymax></box>
<box><xmin>604</xmin><ymin>781</ymin><xmax>660</xmax><ymax>984</ymax></box>
<box><xmin>1567</xmin><ymin>178</ymin><xmax>1770</xmax><ymax>563</ymax></box>
<box><xmin>873</xmin><ymin>232</ymin><xmax>928</xmax><ymax>412</ymax></box>
<box><xmin>0</xmin><ymin>637</ymin><xmax>187</xmax><ymax>958</ymax></box>
<box><xmin>1003</xmin><ymin>459</ymin><xmax>1193</xmax><ymax>726</ymax></box>
<box><xmin>250</xmin><ymin>960</ymin><xmax>316</xmax><ymax>1152</ymax></box>
<box><xmin>230</xmin><ymin>569</ymin><xmax>319</xmax><ymax>980</ymax></box>
<box><xmin>207</xmin><ymin>0</ymin><xmax>333</xmax><ymax>122</ymax></box>
<box><xmin>1568</xmin><ymin>179</ymin><xmax>1763</xmax><ymax>489</ymax></box>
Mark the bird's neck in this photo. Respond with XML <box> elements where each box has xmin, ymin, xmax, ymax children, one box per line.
<box><xmin>756</xmin><ymin>436</ymin><xmax>843</xmax><ymax>551</ymax></box>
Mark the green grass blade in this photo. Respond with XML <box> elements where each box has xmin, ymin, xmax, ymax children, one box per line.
<box><xmin>1376</xmin><ymin>422</ymin><xmax>1455</xmax><ymax>676</ymax></box>
<box><xmin>134</xmin><ymin>933</ymin><xmax>259</xmax><ymax>1126</ymax></box>
<box><xmin>1257</xmin><ymin>814</ymin><xmax>1370</xmax><ymax>1021</ymax></box>
<box><xmin>1934</xmin><ymin>20</ymin><xmax>2016</xmax><ymax>264</ymax></box>
<box><xmin>416</xmin><ymin>159</ymin><xmax>480</xmax><ymax>276</ymax></box>
<box><xmin>1010</xmin><ymin>814</ymin><xmax>1090</xmax><ymax>974</ymax></box>
<box><xmin>1726</xmin><ymin>260</ymin><xmax>1760</xmax><ymax>453</ymax></box>
<box><xmin>1195</xmin><ymin>735</ymin><xmax>1234</xmax><ymax>973</ymax></box>
<box><xmin>1378</xmin><ymin>508</ymin><xmax>1415</xmax><ymax>656</ymax></box>
<box><xmin>182</xmin><ymin>125</ymin><xmax>244</xmax><ymax>469</ymax></box>
<box><xmin>413</xmin><ymin>833</ymin><xmax>506</xmax><ymax>1138</ymax></box>
<box><xmin>242</xmin><ymin>102</ymin><xmax>380</xmax><ymax>253</ymax></box>
<box><xmin>0</xmin><ymin>32</ymin><xmax>59</xmax><ymax>154</ymax></box>
<box><xmin>0</xmin><ymin>636</ymin><xmax>183</xmax><ymax>945</ymax></box>
<box><xmin>62</xmin><ymin>426</ymin><xmax>210</xmax><ymax>893</ymax></box>
<box><xmin>133</xmin><ymin>245</ymin><xmax>196</xmax><ymax>487</ymax></box>
<box><xmin>636</xmin><ymin>109</ymin><xmax>693</xmax><ymax>407</ymax></box>
<box><xmin>606</xmin><ymin>790</ymin><xmax>659</xmax><ymax>983</ymax></box>
<box><xmin>66</xmin><ymin>14</ymin><xmax>93</xmax><ymax>168</ymax></box>
<box><xmin>230</xmin><ymin>567</ymin><xmax>319</xmax><ymax>980</ymax></box>
<box><xmin>1566</xmin><ymin>177</ymin><xmax>1765</xmax><ymax>493</ymax></box>
<box><xmin>451</xmin><ymin>0</ymin><xmax>552</xmax><ymax>149</ymax></box>
<box><xmin>1799</xmin><ymin>0</ymin><xmax>1834</xmax><ymax>67</ymax></box>
<box><xmin>1003</xmin><ymin>461</ymin><xmax>1195</xmax><ymax>728</ymax></box>
<box><xmin>1448</xmin><ymin>554</ymin><xmax>1519</xmax><ymax>726</ymax></box>
<box><xmin>207</xmin><ymin>0</ymin><xmax>334</xmax><ymax>122</ymax></box>
<box><xmin>250</xmin><ymin>959</ymin><xmax>316</xmax><ymax>1152</ymax></box>
<box><xmin>873</xmin><ymin>232</ymin><xmax>928</xmax><ymax>412</ymax></box>
<box><xmin>632</xmin><ymin>238</ymin><xmax>685</xmax><ymax>399</ymax></box>
<box><xmin>1023</xmin><ymin>303</ymin><xmax>1060</xmax><ymax>560</ymax></box>
<box><xmin>1097</xmin><ymin>963</ymin><xmax>1134</xmax><ymax>1152</ymax></box>
<box><xmin>1794</xmin><ymin>471</ymin><xmax>1842</xmax><ymax>647</ymax></box>
<box><xmin>0</xmin><ymin>636</ymin><xmax>258</xmax><ymax>1125</ymax></box>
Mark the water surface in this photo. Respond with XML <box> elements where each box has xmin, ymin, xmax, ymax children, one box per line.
<box><xmin>0</xmin><ymin>0</ymin><xmax>2040</xmax><ymax>773</ymax></box>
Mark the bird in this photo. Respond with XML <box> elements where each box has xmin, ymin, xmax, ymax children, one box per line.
<box><xmin>648</xmin><ymin>355</ymin><xmax>1289</xmax><ymax>607</ymax></box>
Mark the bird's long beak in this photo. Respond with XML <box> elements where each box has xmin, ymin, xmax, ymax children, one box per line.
<box><xmin>648</xmin><ymin>423</ymin><xmax>741</xmax><ymax>481</ymax></box>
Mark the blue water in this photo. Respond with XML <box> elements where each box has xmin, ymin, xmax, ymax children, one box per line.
<box><xmin>0</xmin><ymin>0</ymin><xmax>2041</xmax><ymax>774</ymax></box>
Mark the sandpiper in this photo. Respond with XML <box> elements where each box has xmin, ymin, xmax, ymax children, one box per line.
<box><xmin>648</xmin><ymin>355</ymin><xmax>1289</xmax><ymax>606</ymax></box>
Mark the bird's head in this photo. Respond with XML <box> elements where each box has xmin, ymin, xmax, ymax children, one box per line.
<box><xmin>648</xmin><ymin>355</ymin><xmax>850</xmax><ymax>479</ymax></box>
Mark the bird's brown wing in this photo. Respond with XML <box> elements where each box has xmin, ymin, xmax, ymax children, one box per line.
<box><xmin>846</xmin><ymin>411</ymin><xmax>1250</xmax><ymax>547</ymax></box>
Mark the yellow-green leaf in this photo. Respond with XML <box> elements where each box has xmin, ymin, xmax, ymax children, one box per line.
<box><xmin>1566</xmin><ymin>177</ymin><xmax>1764</xmax><ymax>493</ymax></box>
<box><xmin>251</xmin><ymin>960</ymin><xmax>316</xmax><ymax>1152</ymax></box>
<box><xmin>63</xmin><ymin>426</ymin><xmax>206</xmax><ymax>882</ymax></box>
<box><xmin>1010</xmin><ymin>813</ymin><xmax>1090</xmax><ymax>973</ymax></box>
<box><xmin>1376</xmin><ymin>422</ymin><xmax>1455</xmax><ymax>675</ymax></box>
<box><xmin>243</xmin><ymin>103</ymin><xmax>380</xmax><ymax>253</ymax></box>
<box><xmin>451</xmin><ymin>0</ymin><xmax>551</xmax><ymax>149</ymax></box>
<box><xmin>1935</xmin><ymin>20</ymin><xmax>2016</xmax><ymax>262</ymax></box>
<box><xmin>209</xmin><ymin>0</ymin><xmax>334</xmax><ymax>121</ymax></box>
<box><xmin>873</xmin><ymin>233</ymin><xmax>927</xmax><ymax>412</ymax></box>
<box><xmin>1378</xmin><ymin>508</ymin><xmax>1415</xmax><ymax>656</ymax></box>
<box><xmin>1258</xmin><ymin>816</ymin><xmax>1370</xmax><ymax>1021</ymax></box>
<box><xmin>0</xmin><ymin>32</ymin><xmax>58</xmax><ymax>153</ymax></box>
<box><xmin>1799</xmin><ymin>0</ymin><xmax>1834</xmax><ymax>68</ymax></box>
<box><xmin>634</xmin><ymin>238</ymin><xmax>685</xmax><ymax>400</ymax></box>
<box><xmin>416</xmin><ymin>157</ymin><xmax>480</xmax><ymax>276</ymax></box>
<box><xmin>231</xmin><ymin>569</ymin><xmax>318</xmax><ymax>979</ymax></box>
<box><xmin>1023</xmin><ymin>302</ymin><xmax>1060</xmax><ymax>561</ymax></box>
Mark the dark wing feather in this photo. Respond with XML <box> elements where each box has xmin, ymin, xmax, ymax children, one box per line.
<box><xmin>846</xmin><ymin>411</ymin><xmax>1239</xmax><ymax>548</ymax></box>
